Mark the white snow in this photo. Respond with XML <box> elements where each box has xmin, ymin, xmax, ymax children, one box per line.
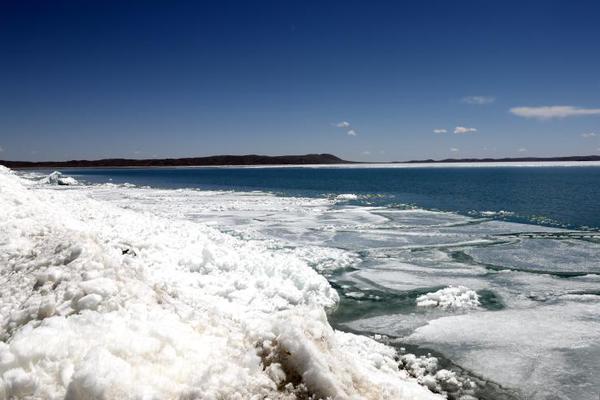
<box><xmin>335</xmin><ymin>193</ymin><xmax>359</xmax><ymax>200</ymax></box>
<box><xmin>416</xmin><ymin>286</ymin><xmax>480</xmax><ymax>310</ymax></box>
<box><xmin>0</xmin><ymin>166</ymin><xmax>440</xmax><ymax>400</ymax></box>
<box><xmin>39</xmin><ymin>171</ymin><xmax>79</xmax><ymax>186</ymax></box>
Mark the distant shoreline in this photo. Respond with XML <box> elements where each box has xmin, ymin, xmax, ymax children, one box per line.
<box><xmin>2</xmin><ymin>153</ymin><xmax>600</xmax><ymax>168</ymax></box>
<box><xmin>0</xmin><ymin>153</ymin><xmax>352</xmax><ymax>168</ymax></box>
<box><xmin>402</xmin><ymin>155</ymin><xmax>600</xmax><ymax>164</ymax></box>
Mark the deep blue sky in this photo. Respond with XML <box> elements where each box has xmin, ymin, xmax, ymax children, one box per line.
<box><xmin>1</xmin><ymin>0</ymin><xmax>600</xmax><ymax>161</ymax></box>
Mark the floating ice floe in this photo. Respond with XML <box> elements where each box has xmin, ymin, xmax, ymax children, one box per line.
<box><xmin>335</xmin><ymin>193</ymin><xmax>359</xmax><ymax>200</ymax></box>
<box><xmin>40</xmin><ymin>171</ymin><xmax>79</xmax><ymax>186</ymax></box>
<box><xmin>406</xmin><ymin>301</ymin><xmax>600</xmax><ymax>400</ymax></box>
<box><xmin>0</xmin><ymin>166</ymin><xmax>441</xmax><ymax>400</ymax></box>
<box><xmin>416</xmin><ymin>286</ymin><xmax>480</xmax><ymax>310</ymax></box>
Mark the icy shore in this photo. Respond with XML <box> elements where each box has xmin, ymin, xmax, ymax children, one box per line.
<box><xmin>0</xmin><ymin>166</ymin><xmax>440</xmax><ymax>399</ymax></box>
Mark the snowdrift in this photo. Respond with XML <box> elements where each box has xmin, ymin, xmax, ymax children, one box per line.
<box><xmin>0</xmin><ymin>166</ymin><xmax>439</xmax><ymax>400</ymax></box>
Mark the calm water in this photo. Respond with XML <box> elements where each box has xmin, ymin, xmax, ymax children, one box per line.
<box><xmin>51</xmin><ymin>166</ymin><xmax>600</xmax><ymax>230</ymax></box>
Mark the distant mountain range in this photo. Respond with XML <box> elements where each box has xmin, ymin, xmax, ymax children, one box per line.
<box><xmin>2</xmin><ymin>153</ymin><xmax>600</xmax><ymax>168</ymax></box>
<box><xmin>0</xmin><ymin>153</ymin><xmax>350</xmax><ymax>168</ymax></box>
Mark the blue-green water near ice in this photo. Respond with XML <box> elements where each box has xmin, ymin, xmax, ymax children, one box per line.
<box><xmin>51</xmin><ymin>166</ymin><xmax>600</xmax><ymax>230</ymax></box>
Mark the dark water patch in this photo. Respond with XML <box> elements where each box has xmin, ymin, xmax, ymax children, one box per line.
<box><xmin>497</xmin><ymin>231</ymin><xmax>600</xmax><ymax>240</ymax></box>
<box><xmin>327</xmin><ymin>281</ymin><xmax>444</xmax><ymax>324</ymax></box>
<box><xmin>477</xmin><ymin>289</ymin><xmax>505</xmax><ymax>310</ymax></box>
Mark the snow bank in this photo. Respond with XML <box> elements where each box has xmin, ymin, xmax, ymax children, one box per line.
<box><xmin>416</xmin><ymin>286</ymin><xmax>480</xmax><ymax>310</ymax></box>
<box><xmin>40</xmin><ymin>171</ymin><xmax>79</xmax><ymax>186</ymax></box>
<box><xmin>0</xmin><ymin>166</ymin><xmax>440</xmax><ymax>400</ymax></box>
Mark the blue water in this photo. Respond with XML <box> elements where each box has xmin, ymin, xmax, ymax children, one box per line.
<box><xmin>51</xmin><ymin>166</ymin><xmax>600</xmax><ymax>230</ymax></box>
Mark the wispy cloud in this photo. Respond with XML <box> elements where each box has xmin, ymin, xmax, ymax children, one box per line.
<box><xmin>0</xmin><ymin>146</ymin><xmax>3</xmax><ymax>152</ymax></box>
<box><xmin>462</xmin><ymin>96</ymin><xmax>495</xmax><ymax>105</ymax></box>
<box><xmin>454</xmin><ymin>126</ymin><xmax>477</xmax><ymax>134</ymax></box>
<box><xmin>510</xmin><ymin>106</ymin><xmax>600</xmax><ymax>119</ymax></box>
<box><xmin>333</xmin><ymin>121</ymin><xmax>357</xmax><ymax>136</ymax></box>
<box><xmin>433</xmin><ymin>128</ymin><xmax>447</xmax><ymax>134</ymax></box>
<box><xmin>450</xmin><ymin>147</ymin><xmax>459</xmax><ymax>152</ymax></box>
<box><xmin>518</xmin><ymin>148</ymin><xmax>527</xmax><ymax>153</ymax></box>
<box><xmin>582</xmin><ymin>132</ymin><xmax>598</xmax><ymax>138</ymax></box>
<box><xmin>362</xmin><ymin>150</ymin><xmax>371</xmax><ymax>155</ymax></box>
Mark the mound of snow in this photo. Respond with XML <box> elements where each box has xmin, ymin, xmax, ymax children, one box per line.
<box><xmin>335</xmin><ymin>193</ymin><xmax>359</xmax><ymax>200</ymax></box>
<box><xmin>416</xmin><ymin>286</ymin><xmax>480</xmax><ymax>310</ymax></box>
<box><xmin>40</xmin><ymin>171</ymin><xmax>78</xmax><ymax>186</ymax></box>
<box><xmin>0</xmin><ymin>166</ymin><xmax>440</xmax><ymax>400</ymax></box>
<box><xmin>399</xmin><ymin>353</ymin><xmax>476</xmax><ymax>397</ymax></box>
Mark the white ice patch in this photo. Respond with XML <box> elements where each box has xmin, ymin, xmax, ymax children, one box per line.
<box><xmin>40</xmin><ymin>171</ymin><xmax>79</xmax><ymax>186</ymax></box>
<box><xmin>398</xmin><ymin>354</ymin><xmax>476</xmax><ymax>397</ymax></box>
<box><xmin>335</xmin><ymin>193</ymin><xmax>359</xmax><ymax>201</ymax></box>
<box><xmin>466</xmin><ymin>238</ymin><xmax>600</xmax><ymax>274</ymax></box>
<box><xmin>416</xmin><ymin>286</ymin><xmax>480</xmax><ymax>310</ymax></box>
<box><xmin>406</xmin><ymin>301</ymin><xmax>600</xmax><ymax>400</ymax></box>
<box><xmin>0</xmin><ymin>166</ymin><xmax>440</xmax><ymax>400</ymax></box>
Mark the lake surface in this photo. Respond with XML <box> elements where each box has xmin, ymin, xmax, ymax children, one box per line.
<box><xmin>56</xmin><ymin>165</ymin><xmax>600</xmax><ymax>230</ymax></box>
<box><xmin>28</xmin><ymin>164</ymin><xmax>600</xmax><ymax>399</ymax></box>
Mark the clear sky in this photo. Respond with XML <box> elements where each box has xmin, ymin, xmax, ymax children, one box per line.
<box><xmin>1</xmin><ymin>0</ymin><xmax>600</xmax><ymax>162</ymax></box>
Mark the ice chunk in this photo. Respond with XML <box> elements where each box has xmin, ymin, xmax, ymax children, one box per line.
<box><xmin>335</xmin><ymin>193</ymin><xmax>359</xmax><ymax>200</ymax></box>
<box><xmin>40</xmin><ymin>171</ymin><xmax>79</xmax><ymax>186</ymax></box>
<box><xmin>416</xmin><ymin>286</ymin><xmax>480</xmax><ymax>310</ymax></box>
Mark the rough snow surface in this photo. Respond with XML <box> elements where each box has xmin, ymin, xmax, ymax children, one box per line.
<box><xmin>0</xmin><ymin>166</ymin><xmax>440</xmax><ymax>400</ymax></box>
<box><xmin>39</xmin><ymin>171</ymin><xmax>79</xmax><ymax>186</ymax></box>
<box><xmin>416</xmin><ymin>286</ymin><xmax>480</xmax><ymax>310</ymax></box>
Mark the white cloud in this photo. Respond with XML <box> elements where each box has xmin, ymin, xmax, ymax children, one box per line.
<box><xmin>433</xmin><ymin>128</ymin><xmax>447</xmax><ymax>133</ymax></box>
<box><xmin>510</xmin><ymin>106</ymin><xmax>600</xmax><ymax>119</ymax></box>
<box><xmin>454</xmin><ymin>126</ymin><xmax>477</xmax><ymax>134</ymax></box>
<box><xmin>362</xmin><ymin>150</ymin><xmax>371</xmax><ymax>155</ymax></box>
<box><xmin>518</xmin><ymin>148</ymin><xmax>527</xmax><ymax>152</ymax></box>
<box><xmin>582</xmin><ymin>132</ymin><xmax>598</xmax><ymax>138</ymax></box>
<box><xmin>335</xmin><ymin>121</ymin><xmax>351</xmax><ymax>128</ymax></box>
<box><xmin>0</xmin><ymin>146</ymin><xmax>3</xmax><ymax>152</ymax></box>
<box><xmin>462</xmin><ymin>96</ymin><xmax>495</xmax><ymax>105</ymax></box>
<box><xmin>450</xmin><ymin>147</ymin><xmax>459</xmax><ymax>152</ymax></box>
<box><xmin>333</xmin><ymin>121</ymin><xmax>358</xmax><ymax>136</ymax></box>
